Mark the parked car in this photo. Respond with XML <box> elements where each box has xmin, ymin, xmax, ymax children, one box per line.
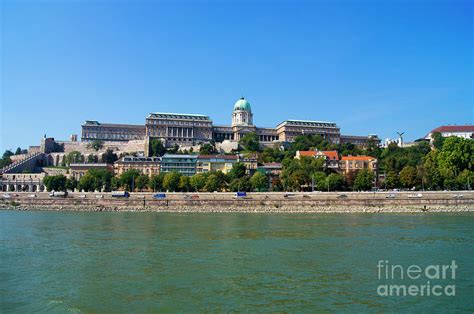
<box><xmin>453</xmin><ymin>194</ymin><xmax>464</xmax><ymax>199</ymax></box>
<box><xmin>337</xmin><ymin>194</ymin><xmax>348</xmax><ymax>199</ymax></box>
<box><xmin>153</xmin><ymin>193</ymin><xmax>166</xmax><ymax>199</ymax></box>
<box><xmin>78</xmin><ymin>194</ymin><xmax>87</xmax><ymax>199</ymax></box>
<box><xmin>408</xmin><ymin>193</ymin><xmax>423</xmax><ymax>198</ymax></box>
<box><xmin>28</xmin><ymin>194</ymin><xmax>37</xmax><ymax>198</ymax></box>
<box><xmin>95</xmin><ymin>194</ymin><xmax>104</xmax><ymax>199</ymax></box>
<box><xmin>283</xmin><ymin>193</ymin><xmax>295</xmax><ymax>198</ymax></box>
<box><xmin>234</xmin><ymin>192</ymin><xmax>247</xmax><ymax>198</ymax></box>
<box><xmin>2</xmin><ymin>194</ymin><xmax>11</xmax><ymax>199</ymax></box>
<box><xmin>386</xmin><ymin>193</ymin><xmax>396</xmax><ymax>199</ymax></box>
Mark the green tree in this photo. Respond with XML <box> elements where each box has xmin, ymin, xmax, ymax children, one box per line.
<box><xmin>431</xmin><ymin>132</ymin><xmax>444</xmax><ymax>150</ymax></box>
<box><xmin>326</xmin><ymin>173</ymin><xmax>344</xmax><ymax>191</ymax></box>
<box><xmin>312</xmin><ymin>171</ymin><xmax>327</xmax><ymax>191</ymax></box>
<box><xmin>228</xmin><ymin>162</ymin><xmax>246</xmax><ymax>180</ymax></box>
<box><xmin>149</xmin><ymin>173</ymin><xmax>165</xmax><ymax>192</ymax></box>
<box><xmin>120</xmin><ymin>169</ymin><xmax>141</xmax><ymax>191</ymax></box>
<box><xmin>78</xmin><ymin>173</ymin><xmax>95</xmax><ymax>192</ymax></box>
<box><xmin>150</xmin><ymin>139</ymin><xmax>167</xmax><ymax>157</ymax></box>
<box><xmin>229</xmin><ymin>176</ymin><xmax>252</xmax><ymax>192</ymax></box>
<box><xmin>135</xmin><ymin>174</ymin><xmax>149</xmax><ymax>192</ymax></box>
<box><xmin>43</xmin><ymin>175</ymin><xmax>67</xmax><ymax>191</ymax></box>
<box><xmin>89</xmin><ymin>140</ymin><xmax>104</xmax><ymax>151</ymax></box>
<box><xmin>15</xmin><ymin>147</ymin><xmax>27</xmax><ymax>155</ymax></box>
<box><xmin>384</xmin><ymin>171</ymin><xmax>399</xmax><ymax>189</ymax></box>
<box><xmin>456</xmin><ymin>170</ymin><xmax>473</xmax><ymax>190</ymax></box>
<box><xmin>199</xmin><ymin>143</ymin><xmax>217</xmax><ymax>155</ymax></box>
<box><xmin>287</xmin><ymin>170</ymin><xmax>308</xmax><ymax>191</ymax></box>
<box><xmin>204</xmin><ymin>174</ymin><xmax>221</xmax><ymax>192</ymax></box>
<box><xmin>0</xmin><ymin>150</ymin><xmax>14</xmax><ymax>168</ymax></box>
<box><xmin>436</xmin><ymin>137</ymin><xmax>473</xmax><ymax>180</ymax></box>
<box><xmin>64</xmin><ymin>151</ymin><xmax>84</xmax><ymax>165</ymax></box>
<box><xmin>101</xmin><ymin>149</ymin><xmax>118</xmax><ymax>164</ymax></box>
<box><xmin>163</xmin><ymin>172</ymin><xmax>181</xmax><ymax>192</ymax></box>
<box><xmin>87</xmin><ymin>154</ymin><xmax>99</xmax><ymax>163</ymax></box>
<box><xmin>421</xmin><ymin>150</ymin><xmax>442</xmax><ymax>190</ymax></box>
<box><xmin>66</xmin><ymin>178</ymin><xmax>78</xmax><ymax>191</ymax></box>
<box><xmin>353</xmin><ymin>170</ymin><xmax>374</xmax><ymax>191</ymax></box>
<box><xmin>239</xmin><ymin>132</ymin><xmax>260</xmax><ymax>152</ymax></box>
<box><xmin>250</xmin><ymin>172</ymin><xmax>268</xmax><ymax>191</ymax></box>
<box><xmin>190</xmin><ymin>173</ymin><xmax>208</xmax><ymax>191</ymax></box>
<box><xmin>88</xmin><ymin>169</ymin><xmax>114</xmax><ymax>192</ymax></box>
<box><xmin>179</xmin><ymin>175</ymin><xmax>191</xmax><ymax>192</ymax></box>
<box><xmin>399</xmin><ymin>166</ymin><xmax>419</xmax><ymax>189</ymax></box>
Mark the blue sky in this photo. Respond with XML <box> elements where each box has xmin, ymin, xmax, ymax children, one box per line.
<box><xmin>1</xmin><ymin>0</ymin><xmax>473</xmax><ymax>152</ymax></box>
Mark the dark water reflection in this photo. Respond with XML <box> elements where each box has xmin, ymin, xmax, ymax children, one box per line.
<box><xmin>1</xmin><ymin>211</ymin><xmax>473</xmax><ymax>312</ymax></box>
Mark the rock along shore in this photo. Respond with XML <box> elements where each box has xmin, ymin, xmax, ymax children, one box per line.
<box><xmin>1</xmin><ymin>191</ymin><xmax>473</xmax><ymax>213</ymax></box>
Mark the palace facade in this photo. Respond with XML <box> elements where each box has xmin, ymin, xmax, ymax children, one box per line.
<box><xmin>81</xmin><ymin>97</ymin><xmax>378</xmax><ymax>151</ymax></box>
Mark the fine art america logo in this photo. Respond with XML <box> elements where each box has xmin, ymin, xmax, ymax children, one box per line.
<box><xmin>377</xmin><ymin>260</ymin><xmax>457</xmax><ymax>297</ymax></box>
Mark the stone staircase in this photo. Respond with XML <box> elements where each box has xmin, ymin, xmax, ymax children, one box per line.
<box><xmin>0</xmin><ymin>152</ymin><xmax>45</xmax><ymax>174</ymax></box>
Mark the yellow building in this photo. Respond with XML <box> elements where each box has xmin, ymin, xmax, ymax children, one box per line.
<box><xmin>196</xmin><ymin>155</ymin><xmax>238</xmax><ymax>174</ymax></box>
<box><xmin>340</xmin><ymin>156</ymin><xmax>377</xmax><ymax>175</ymax></box>
<box><xmin>114</xmin><ymin>156</ymin><xmax>161</xmax><ymax>176</ymax></box>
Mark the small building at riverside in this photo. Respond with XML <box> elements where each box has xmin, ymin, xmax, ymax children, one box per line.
<box><xmin>160</xmin><ymin>154</ymin><xmax>198</xmax><ymax>176</ymax></box>
<box><xmin>196</xmin><ymin>155</ymin><xmax>238</xmax><ymax>174</ymax></box>
<box><xmin>114</xmin><ymin>157</ymin><xmax>161</xmax><ymax>176</ymax></box>
<box><xmin>69</xmin><ymin>163</ymin><xmax>113</xmax><ymax>180</ymax></box>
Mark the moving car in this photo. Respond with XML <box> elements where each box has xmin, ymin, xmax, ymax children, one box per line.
<box><xmin>111</xmin><ymin>191</ymin><xmax>130</xmax><ymax>198</ymax></box>
<box><xmin>49</xmin><ymin>191</ymin><xmax>68</xmax><ymax>198</ymax></box>
<box><xmin>337</xmin><ymin>194</ymin><xmax>348</xmax><ymax>199</ymax></box>
<box><xmin>453</xmin><ymin>194</ymin><xmax>464</xmax><ymax>199</ymax></box>
<box><xmin>95</xmin><ymin>194</ymin><xmax>104</xmax><ymax>199</ymax></box>
<box><xmin>408</xmin><ymin>193</ymin><xmax>423</xmax><ymax>198</ymax></box>
<box><xmin>28</xmin><ymin>194</ymin><xmax>37</xmax><ymax>198</ymax></box>
<box><xmin>2</xmin><ymin>194</ymin><xmax>11</xmax><ymax>199</ymax></box>
<box><xmin>386</xmin><ymin>193</ymin><xmax>396</xmax><ymax>199</ymax></box>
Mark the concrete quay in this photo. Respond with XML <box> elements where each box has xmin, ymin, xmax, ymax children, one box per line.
<box><xmin>1</xmin><ymin>191</ymin><xmax>473</xmax><ymax>213</ymax></box>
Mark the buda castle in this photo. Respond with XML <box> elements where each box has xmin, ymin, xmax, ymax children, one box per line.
<box><xmin>81</xmin><ymin>97</ymin><xmax>377</xmax><ymax>152</ymax></box>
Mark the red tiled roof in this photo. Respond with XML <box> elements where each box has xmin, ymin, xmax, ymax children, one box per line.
<box><xmin>341</xmin><ymin>156</ymin><xmax>375</xmax><ymax>161</ymax></box>
<box><xmin>430</xmin><ymin>125</ymin><xmax>474</xmax><ymax>133</ymax></box>
<box><xmin>297</xmin><ymin>151</ymin><xmax>317</xmax><ymax>157</ymax></box>
<box><xmin>297</xmin><ymin>150</ymin><xmax>340</xmax><ymax>160</ymax></box>
<box><xmin>321</xmin><ymin>151</ymin><xmax>339</xmax><ymax>161</ymax></box>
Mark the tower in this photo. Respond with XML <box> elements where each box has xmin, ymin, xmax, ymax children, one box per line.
<box><xmin>232</xmin><ymin>97</ymin><xmax>253</xmax><ymax>127</ymax></box>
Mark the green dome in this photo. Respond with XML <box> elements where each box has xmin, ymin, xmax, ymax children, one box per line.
<box><xmin>234</xmin><ymin>97</ymin><xmax>252</xmax><ymax>112</ymax></box>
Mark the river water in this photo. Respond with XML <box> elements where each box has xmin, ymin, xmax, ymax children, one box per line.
<box><xmin>1</xmin><ymin>211</ymin><xmax>473</xmax><ymax>312</ymax></box>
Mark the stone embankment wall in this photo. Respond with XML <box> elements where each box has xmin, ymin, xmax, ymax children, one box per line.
<box><xmin>1</xmin><ymin>192</ymin><xmax>473</xmax><ymax>213</ymax></box>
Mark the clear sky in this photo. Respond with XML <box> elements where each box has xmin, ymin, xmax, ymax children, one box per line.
<box><xmin>1</xmin><ymin>0</ymin><xmax>473</xmax><ymax>152</ymax></box>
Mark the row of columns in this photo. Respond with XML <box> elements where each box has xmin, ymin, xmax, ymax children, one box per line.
<box><xmin>1</xmin><ymin>184</ymin><xmax>45</xmax><ymax>192</ymax></box>
<box><xmin>166</xmin><ymin>127</ymin><xmax>194</xmax><ymax>138</ymax></box>
<box><xmin>259</xmin><ymin>135</ymin><xmax>278</xmax><ymax>142</ymax></box>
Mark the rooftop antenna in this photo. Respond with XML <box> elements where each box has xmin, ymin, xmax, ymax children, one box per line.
<box><xmin>396</xmin><ymin>131</ymin><xmax>405</xmax><ymax>148</ymax></box>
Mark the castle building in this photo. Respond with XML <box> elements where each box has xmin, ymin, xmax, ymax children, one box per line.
<box><xmin>81</xmin><ymin>97</ymin><xmax>379</xmax><ymax>152</ymax></box>
<box><xmin>81</xmin><ymin>121</ymin><xmax>145</xmax><ymax>142</ymax></box>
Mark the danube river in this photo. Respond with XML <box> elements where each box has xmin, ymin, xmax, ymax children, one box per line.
<box><xmin>1</xmin><ymin>211</ymin><xmax>473</xmax><ymax>312</ymax></box>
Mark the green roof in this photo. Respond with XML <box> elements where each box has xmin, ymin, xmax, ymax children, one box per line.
<box><xmin>233</xmin><ymin>97</ymin><xmax>252</xmax><ymax>112</ymax></box>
